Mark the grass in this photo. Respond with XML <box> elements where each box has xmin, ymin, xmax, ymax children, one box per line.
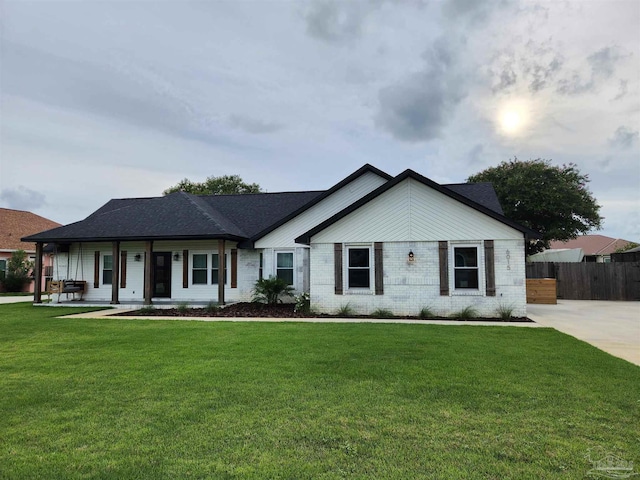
<box><xmin>419</xmin><ymin>305</ymin><xmax>437</xmax><ymax>319</ymax></box>
<box><xmin>205</xmin><ymin>300</ymin><xmax>219</xmax><ymax>314</ymax></box>
<box><xmin>1</xmin><ymin>303</ymin><xmax>639</xmax><ymax>479</ymax></box>
<box><xmin>370</xmin><ymin>308</ymin><xmax>395</xmax><ymax>318</ymax></box>
<box><xmin>0</xmin><ymin>291</ymin><xmax>33</xmax><ymax>296</ymax></box>
<box><xmin>336</xmin><ymin>302</ymin><xmax>354</xmax><ymax>316</ymax></box>
<box><xmin>496</xmin><ymin>303</ymin><xmax>515</xmax><ymax>321</ymax></box>
<box><xmin>451</xmin><ymin>305</ymin><xmax>479</xmax><ymax>320</ymax></box>
<box><xmin>176</xmin><ymin>301</ymin><xmax>190</xmax><ymax>313</ymax></box>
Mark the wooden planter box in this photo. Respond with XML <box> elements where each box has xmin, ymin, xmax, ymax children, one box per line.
<box><xmin>526</xmin><ymin>278</ymin><xmax>557</xmax><ymax>304</ymax></box>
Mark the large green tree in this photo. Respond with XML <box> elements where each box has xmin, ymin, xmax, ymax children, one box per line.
<box><xmin>467</xmin><ymin>159</ymin><xmax>603</xmax><ymax>255</ymax></box>
<box><xmin>163</xmin><ymin>175</ymin><xmax>262</xmax><ymax>196</ymax></box>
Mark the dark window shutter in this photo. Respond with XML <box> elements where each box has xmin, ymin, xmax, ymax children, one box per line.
<box><xmin>439</xmin><ymin>241</ymin><xmax>449</xmax><ymax>296</ymax></box>
<box><xmin>120</xmin><ymin>251</ymin><xmax>127</xmax><ymax>288</ymax></box>
<box><xmin>484</xmin><ymin>240</ymin><xmax>496</xmax><ymax>296</ymax></box>
<box><xmin>334</xmin><ymin>243</ymin><xmax>343</xmax><ymax>295</ymax></box>
<box><xmin>183</xmin><ymin>250</ymin><xmax>189</xmax><ymax>288</ymax></box>
<box><xmin>374</xmin><ymin>242</ymin><xmax>384</xmax><ymax>295</ymax></box>
<box><xmin>231</xmin><ymin>249</ymin><xmax>238</xmax><ymax>288</ymax></box>
<box><xmin>94</xmin><ymin>251</ymin><xmax>100</xmax><ymax>288</ymax></box>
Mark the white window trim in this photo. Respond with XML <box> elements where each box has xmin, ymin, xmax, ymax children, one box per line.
<box><xmin>449</xmin><ymin>242</ymin><xmax>485</xmax><ymax>296</ymax></box>
<box><xmin>274</xmin><ymin>250</ymin><xmax>295</xmax><ymax>287</ymax></box>
<box><xmin>344</xmin><ymin>243</ymin><xmax>374</xmax><ymax>295</ymax></box>
<box><xmin>211</xmin><ymin>252</ymin><xmax>229</xmax><ymax>285</ymax></box>
<box><xmin>191</xmin><ymin>253</ymin><xmax>208</xmax><ymax>286</ymax></box>
<box><xmin>190</xmin><ymin>251</ymin><xmax>230</xmax><ymax>286</ymax></box>
<box><xmin>102</xmin><ymin>253</ymin><xmax>113</xmax><ymax>286</ymax></box>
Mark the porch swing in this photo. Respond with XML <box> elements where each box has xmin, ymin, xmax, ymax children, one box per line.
<box><xmin>48</xmin><ymin>243</ymin><xmax>87</xmax><ymax>303</ymax></box>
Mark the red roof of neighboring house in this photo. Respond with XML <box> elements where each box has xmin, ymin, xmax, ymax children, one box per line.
<box><xmin>549</xmin><ymin>235</ymin><xmax>636</xmax><ymax>255</ymax></box>
<box><xmin>0</xmin><ymin>208</ymin><xmax>61</xmax><ymax>252</ymax></box>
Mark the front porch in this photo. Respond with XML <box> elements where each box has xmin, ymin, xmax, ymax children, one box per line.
<box><xmin>34</xmin><ymin>297</ymin><xmax>235</xmax><ymax>309</ymax></box>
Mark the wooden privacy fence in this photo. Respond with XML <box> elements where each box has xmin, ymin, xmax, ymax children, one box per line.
<box><xmin>526</xmin><ymin>262</ymin><xmax>640</xmax><ymax>301</ymax></box>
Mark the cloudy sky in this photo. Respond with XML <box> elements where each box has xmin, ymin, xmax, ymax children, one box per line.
<box><xmin>1</xmin><ymin>0</ymin><xmax>639</xmax><ymax>241</ymax></box>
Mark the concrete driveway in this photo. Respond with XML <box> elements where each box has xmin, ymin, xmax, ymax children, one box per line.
<box><xmin>527</xmin><ymin>300</ymin><xmax>640</xmax><ymax>366</ymax></box>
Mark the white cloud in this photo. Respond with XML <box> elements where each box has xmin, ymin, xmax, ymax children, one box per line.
<box><xmin>0</xmin><ymin>0</ymin><xmax>638</xmax><ymax>240</ymax></box>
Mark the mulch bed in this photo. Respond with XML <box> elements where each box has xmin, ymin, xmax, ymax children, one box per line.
<box><xmin>114</xmin><ymin>302</ymin><xmax>533</xmax><ymax>322</ymax></box>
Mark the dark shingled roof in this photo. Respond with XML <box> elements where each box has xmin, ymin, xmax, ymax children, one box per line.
<box><xmin>22</xmin><ymin>165</ymin><xmax>525</xmax><ymax>245</ymax></box>
<box><xmin>23</xmin><ymin>191</ymin><xmax>323</xmax><ymax>243</ymax></box>
<box><xmin>295</xmin><ymin>169</ymin><xmax>540</xmax><ymax>244</ymax></box>
<box><xmin>443</xmin><ymin>182</ymin><xmax>504</xmax><ymax>215</ymax></box>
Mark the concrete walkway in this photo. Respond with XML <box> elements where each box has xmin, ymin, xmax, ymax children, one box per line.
<box><xmin>527</xmin><ymin>300</ymin><xmax>640</xmax><ymax>366</ymax></box>
<box><xmin>0</xmin><ymin>295</ymin><xmax>34</xmax><ymax>304</ymax></box>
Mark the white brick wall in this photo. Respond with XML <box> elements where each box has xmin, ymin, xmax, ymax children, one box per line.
<box><xmin>309</xmin><ymin>240</ymin><xmax>527</xmax><ymax>318</ymax></box>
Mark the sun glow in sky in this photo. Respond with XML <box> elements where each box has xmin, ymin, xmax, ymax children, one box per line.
<box><xmin>498</xmin><ymin>102</ymin><xmax>529</xmax><ymax>135</ymax></box>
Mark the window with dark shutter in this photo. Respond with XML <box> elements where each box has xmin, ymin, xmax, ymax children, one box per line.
<box><xmin>334</xmin><ymin>243</ymin><xmax>343</xmax><ymax>295</ymax></box>
<box><xmin>484</xmin><ymin>240</ymin><xmax>496</xmax><ymax>296</ymax></box>
<box><xmin>439</xmin><ymin>241</ymin><xmax>449</xmax><ymax>296</ymax></box>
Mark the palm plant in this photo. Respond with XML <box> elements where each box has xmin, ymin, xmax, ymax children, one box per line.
<box><xmin>252</xmin><ymin>276</ymin><xmax>294</xmax><ymax>305</ymax></box>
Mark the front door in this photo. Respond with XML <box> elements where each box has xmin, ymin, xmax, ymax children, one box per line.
<box><xmin>153</xmin><ymin>252</ymin><xmax>172</xmax><ymax>298</ymax></box>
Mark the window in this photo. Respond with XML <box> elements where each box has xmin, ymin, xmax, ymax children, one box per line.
<box><xmin>103</xmin><ymin>255</ymin><xmax>113</xmax><ymax>285</ymax></box>
<box><xmin>192</xmin><ymin>254</ymin><xmax>208</xmax><ymax>284</ymax></box>
<box><xmin>347</xmin><ymin>247</ymin><xmax>371</xmax><ymax>289</ymax></box>
<box><xmin>259</xmin><ymin>252</ymin><xmax>263</xmax><ymax>280</ymax></box>
<box><xmin>0</xmin><ymin>259</ymin><xmax>6</xmax><ymax>281</ymax></box>
<box><xmin>454</xmin><ymin>246</ymin><xmax>479</xmax><ymax>289</ymax></box>
<box><xmin>276</xmin><ymin>251</ymin><xmax>294</xmax><ymax>286</ymax></box>
<box><xmin>211</xmin><ymin>254</ymin><xmax>227</xmax><ymax>284</ymax></box>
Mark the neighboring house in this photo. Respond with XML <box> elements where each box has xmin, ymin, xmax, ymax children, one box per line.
<box><xmin>0</xmin><ymin>208</ymin><xmax>61</xmax><ymax>292</ymax></box>
<box><xmin>527</xmin><ymin>248</ymin><xmax>584</xmax><ymax>263</ymax></box>
<box><xmin>610</xmin><ymin>245</ymin><xmax>640</xmax><ymax>263</ymax></box>
<box><xmin>23</xmin><ymin>165</ymin><xmax>539</xmax><ymax>317</ymax></box>
<box><xmin>548</xmin><ymin>235</ymin><xmax>636</xmax><ymax>263</ymax></box>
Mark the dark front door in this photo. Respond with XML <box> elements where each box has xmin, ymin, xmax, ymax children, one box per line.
<box><xmin>153</xmin><ymin>252</ymin><xmax>172</xmax><ymax>298</ymax></box>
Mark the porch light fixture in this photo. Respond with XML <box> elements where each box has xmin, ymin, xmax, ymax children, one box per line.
<box><xmin>408</xmin><ymin>250</ymin><xmax>415</xmax><ymax>262</ymax></box>
<box><xmin>134</xmin><ymin>254</ymin><xmax>142</xmax><ymax>262</ymax></box>
<box><xmin>173</xmin><ymin>252</ymin><xmax>180</xmax><ymax>261</ymax></box>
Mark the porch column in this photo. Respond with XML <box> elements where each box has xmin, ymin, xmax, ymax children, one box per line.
<box><xmin>218</xmin><ymin>239</ymin><xmax>225</xmax><ymax>305</ymax></box>
<box><xmin>34</xmin><ymin>242</ymin><xmax>43</xmax><ymax>304</ymax></box>
<box><xmin>144</xmin><ymin>240</ymin><xmax>153</xmax><ymax>305</ymax></box>
<box><xmin>111</xmin><ymin>241</ymin><xmax>120</xmax><ymax>305</ymax></box>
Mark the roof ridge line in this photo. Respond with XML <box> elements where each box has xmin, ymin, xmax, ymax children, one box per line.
<box><xmin>181</xmin><ymin>192</ymin><xmax>247</xmax><ymax>237</ymax></box>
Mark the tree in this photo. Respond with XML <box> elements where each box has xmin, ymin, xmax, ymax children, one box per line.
<box><xmin>0</xmin><ymin>250</ymin><xmax>34</xmax><ymax>293</ymax></box>
<box><xmin>615</xmin><ymin>241</ymin><xmax>639</xmax><ymax>253</ymax></box>
<box><xmin>163</xmin><ymin>175</ymin><xmax>262</xmax><ymax>195</ymax></box>
<box><xmin>467</xmin><ymin>158</ymin><xmax>603</xmax><ymax>256</ymax></box>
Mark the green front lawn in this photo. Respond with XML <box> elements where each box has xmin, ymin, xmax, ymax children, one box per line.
<box><xmin>1</xmin><ymin>303</ymin><xmax>638</xmax><ymax>479</ymax></box>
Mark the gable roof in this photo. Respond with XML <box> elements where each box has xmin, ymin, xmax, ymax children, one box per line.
<box><xmin>0</xmin><ymin>208</ymin><xmax>61</xmax><ymax>252</ymax></box>
<box><xmin>295</xmin><ymin>169</ymin><xmax>540</xmax><ymax>244</ymax></box>
<box><xmin>549</xmin><ymin>235</ymin><xmax>636</xmax><ymax>255</ymax></box>
<box><xmin>21</xmin><ymin>164</ymin><xmax>389</xmax><ymax>244</ymax></box>
<box><xmin>22</xmin><ymin>164</ymin><xmax>528</xmax><ymax>246</ymax></box>
<box><xmin>246</xmin><ymin>164</ymin><xmax>392</xmax><ymax>245</ymax></box>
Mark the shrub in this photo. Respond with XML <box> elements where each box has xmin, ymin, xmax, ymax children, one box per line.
<box><xmin>450</xmin><ymin>306</ymin><xmax>479</xmax><ymax>320</ymax></box>
<box><xmin>176</xmin><ymin>302</ymin><xmax>190</xmax><ymax>313</ymax></box>
<box><xmin>371</xmin><ymin>308</ymin><xmax>394</xmax><ymax>318</ymax></box>
<box><xmin>205</xmin><ymin>301</ymin><xmax>219</xmax><ymax>314</ymax></box>
<box><xmin>0</xmin><ymin>250</ymin><xmax>34</xmax><ymax>293</ymax></box>
<box><xmin>419</xmin><ymin>306</ymin><xmax>437</xmax><ymax>319</ymax></box>
<box><xmin>139</xmin><ymin>305</ymin><xmax>155</xmax><ymax>314</ymax></box>
<box><xmin>336</xmin><ymin>303</ymin><xmax>354</xmax><ymax>316</ymax></box>
<box><xmin>252</xmin><ymin>276</ymin><xmax>294</xmax><ymax>305</ymax></box>
<box><xmin>294</xmin><ymin>292</ymin><xmax>310</xmax><ymax>314</ymax></box>
<box><xmin>495</xmin><ymin>303</ymin><xmax>515</xmax><ymax>321</ymax></box>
